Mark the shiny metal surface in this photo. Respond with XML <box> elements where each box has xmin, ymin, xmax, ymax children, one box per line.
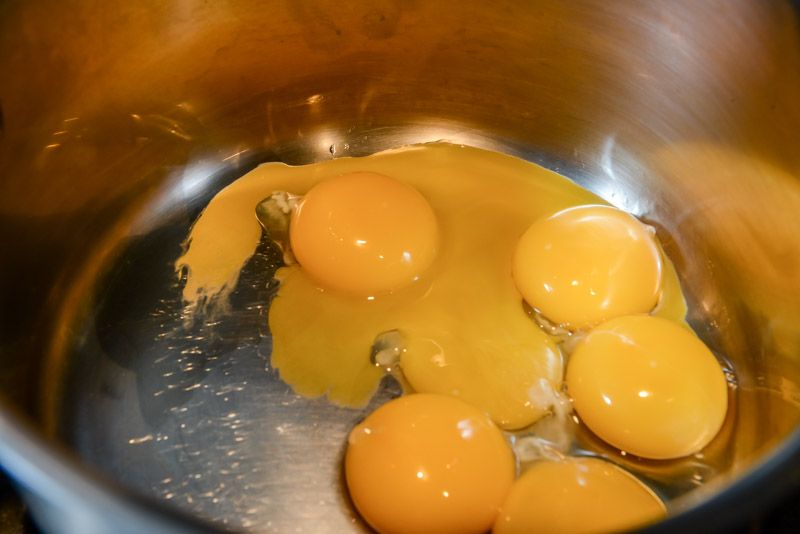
<box><xmin>2</xmin><ymin>0</ymin><xmax>800</xmax><ymax>532</ymax></box>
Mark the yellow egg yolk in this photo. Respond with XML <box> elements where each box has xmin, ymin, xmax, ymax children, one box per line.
<box><xmin>345</xmin><ymin>394</ymin><xmax>515</xmax><ymax>534</ymax></box>
<box><xmin>513</xmin><ymin>205</ymin><xmax>663</xmax><ymax>329</ymax></box>
<box><xmin>493</xmin><ymin>457</ymin><xmax>666</xmax><ymax>534</ymax></box>
<box><xmin>290</xmin><ymin>171</ymin><xmax>438</xmax><ymax>296</ymax></box>
<box><xmin>566</xmin><ymin>315</ymin><xmax>729</xmax><ymax>459</ymax></box>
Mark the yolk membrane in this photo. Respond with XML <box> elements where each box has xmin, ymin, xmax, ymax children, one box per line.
<box><xmin>513</xmin><ymin>205</ymin><xmax>663</xmax><ymax>330</ymax></box>
<box><xmin>290</xmin><ymin>171</ymin><xmax>438</xmax><ymax>297</ymax></box>
<box><xmin>566</xmin><ymin>315</ymin><xmax>729</xmax><ymax>459</ymax></box>
<box><xmin>346</xmin><ymin>394</ymin><xmax>515</xmax><ymax>534</ymax></box>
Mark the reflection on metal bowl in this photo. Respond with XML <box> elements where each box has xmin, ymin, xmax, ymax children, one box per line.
<box><xmin>1</xmin><ymin>1</ymin><xmax>800</xmax><ymax>532</ymax></box>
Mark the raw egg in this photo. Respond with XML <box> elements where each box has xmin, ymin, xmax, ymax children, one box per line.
<box><xmin>290</xmin><ymin>171</ymin><xmax>438</xmax><ymax>296</ymax></box>
<box><xmin>493</xmin><ymin>457</ymin><xmax>666</xmax><ymax>534</ymax></box>
<box><xmin>513</xmin><ymin>205</ymin><xmax>663</xmax><ymax>330</ymax></box>
<box><xmin>345</xmin><ymin>394</ymin><xmax>514</xmax><ymax>534</ymax></box>
<box><xmin>172</xmin><ymin>142</ymin><xmax>720</xmax><ymax>532</ymax></box>
<box><xmin>566</xmin><ymin>315</ymin><xmax>729</xmax><ymax>459</ymax></box>
<box><xmin>176</xmin><ymin>144</ymin><xmax>687</xmax><ymax>429</ymax></box>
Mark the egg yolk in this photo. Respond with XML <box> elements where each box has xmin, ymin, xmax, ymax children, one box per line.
<box><xmin>493</xmin><ymin>457</ymin><xmax>666</xmax><ymax>534</ymax></box>
<box><xmin>566</xmin><ymin>315</ymin><xmax>728</xmax><ymax>459</ymax></box>
<box><xmin>512</xmin><ymin>205</ymin><xmax>663</xmax><ymax>329</ymax></box>
<box><xmin>289</xmin><ymin>171</ymin><xmax>438</xmax><ymax>296</ymax></box>
<box><xmin>345</xmin><ymin>394</ymin><xmax>515</xmax><ymax>534</ymax></box>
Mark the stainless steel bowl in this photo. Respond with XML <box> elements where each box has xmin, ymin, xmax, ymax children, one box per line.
<box><xmin>2</xmin><ymin>1</ymin><xmax>800</xmax><ymax>532</ymax></box>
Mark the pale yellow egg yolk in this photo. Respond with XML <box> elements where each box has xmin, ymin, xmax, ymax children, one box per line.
<box><xmin>493</xmin><ymin>457</ymin><xmax>666</xmax><ymax>534</ymax></box>
<box><xmin>566</xmin><ymin>315</ymin><xmax>729</xmax><ymax>459</ymax></box>
<box><xmin>513</xmin><ymin>205</ymin><xmax>663</xmax><ymax>330</ymax></box>
<box><xmin>290</xmin><ymin>171</ymin><xmax>438</xmax><ymax>296</ymax></box>
<box><xmin>345</xmin><ymin>394</ymin><xmax>515</xmax><ymax>534</ymax></box>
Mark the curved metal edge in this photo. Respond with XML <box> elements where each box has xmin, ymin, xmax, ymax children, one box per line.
<box><xmin>2</xmin><ymin>125</ymin><xmax>800</xmax><ymax>531</ymax></box>
<box><xmin>641</xmin><ymin>6</ymin><xmax>800</xmax><ymax>530</ymax></box>
<box><xmin>0</xmin><ymin>405</ymin><xmax>225</xmax><ymax>533</ymax></box>
<box><xmin>642</xmin><ymin>427</ymin><xmax>800</xmax><ymax>533</ymax></box>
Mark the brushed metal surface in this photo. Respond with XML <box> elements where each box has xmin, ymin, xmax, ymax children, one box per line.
<box><xmin>1</xmin><ymin>0</ymin><xmax>800</xmax><ymax>532</ymax></box>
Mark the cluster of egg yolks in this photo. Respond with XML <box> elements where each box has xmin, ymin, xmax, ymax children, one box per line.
<box><xmin>289</xmin><ymin>171</ymin><xmax>439</xmax><ymax>296</ymax></box>
<box><xmin>566</xmin><ymin>315</ymin><xmax>729</xmax><ymax>459</ymax></box>
<box><xmin>176</xmin><ymin>145</ymin><xmax>686</xmax><ymax>426</ymax></box>
<box><xmin>494</xmin><ymin>458</ymin><xmax>666</xmax><ymax>534</ymax></box>
<box><xmin>513</xmin><ymin>205</ymin><xmax>663</xmax><ymax>330</ymax></box>
<box><xmin>345</xmin><ymin>394</ymin><xmax>515</xmax><ymax>534</ymax></box>
<box><xmin>266</xmin><ymin>146</ymin><xmax>576</xmax><ymax>426</ymax></box>
<box><xmin>174</xmin><ymin>144</ymin><xmax>714</xmax><ymax>532</ymax></box>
